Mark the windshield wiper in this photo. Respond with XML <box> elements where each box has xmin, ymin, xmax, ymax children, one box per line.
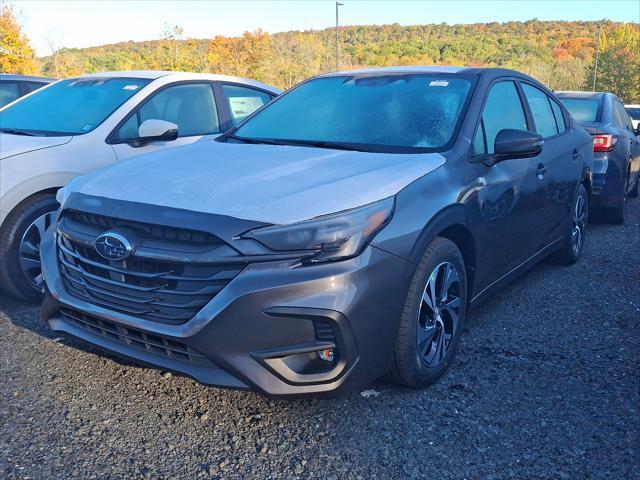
<box><xmin>225</xmin><ymin>134</ymin><xmax>379</xmax><ymax>152</ymax></box>
<box><xmin>0</xmin><ymin>128</ymin><xmax>40</xmax><ymax>137</ymax></box>
<box><xmin>274</xmin><ymin>139</ymin><xmax>366</xmax><ymax>152</ymax></box>
<box><xmin>224</xmin><ymin>134</ymin><xmax>283</xmax><ymax>145</ymax></box>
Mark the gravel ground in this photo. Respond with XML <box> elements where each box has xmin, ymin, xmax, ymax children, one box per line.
<box><xmin>1</xmin><ymin>199</ymin><xmax>638</xmax><ymax>480</ymax></box>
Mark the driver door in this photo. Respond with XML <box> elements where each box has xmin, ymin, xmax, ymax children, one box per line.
<box><xmin>110</xmin><ymin>82</ymin><xmax>222</xmax><ymax>161</ymax></box>
<box><xmin>472</xmin><ymin>80</ymin><xmax>549</xmax><ymax>288</ymax></box>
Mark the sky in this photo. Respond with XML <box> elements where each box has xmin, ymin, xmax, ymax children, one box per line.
<box><xmin>10</xmin><ymin>0</ymin><xmax>640</xmax><ymax>56</ymax></box>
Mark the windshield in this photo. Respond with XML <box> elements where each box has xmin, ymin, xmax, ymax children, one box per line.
<box><xmin>626</xmin><ymin>107</ymin><xmax>640</xmax><ymax>121</ymax></box>
<box><xmin>0</xmin><ymin>77</ymin><xmax>150</xmax><ymax>136</ymax></box>
<box><xmin>558</xmin><ymin>98</ymin><xmax>601</xmax><ymax>123</ymax></box>
<box><xmin>229</xmin><ymin>75</ymin><xmax>473</xmax><ymax>153</ymax></box>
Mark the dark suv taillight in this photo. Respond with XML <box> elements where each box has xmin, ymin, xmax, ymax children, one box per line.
<box><xmin>593</xmin><ymin>134</ymin><xmax>616</xmax><ymax>152</ymax></box>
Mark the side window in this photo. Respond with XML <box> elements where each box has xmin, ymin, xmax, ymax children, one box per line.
<box><xmin>222</xmin><ymin>84</ymin><xmax>273</xmax><ymax>125</ymax></box>
<box><xmin>0</xmin><ymin>81</ymin><xmax>21</xmax><ymax>108</ymax></box>
<box><xmin>615</xmin><ymin>101</ymin><xmax>634</xmax><ymax>131</ymax></box>
<box><xmin>24</xmin><ymin>82</ymin><xmax>47</xmax><ymax>94</ymax></box>
<box><xmin>611</xmin><ymin>101</ymin><xmax>625</xmax><ymax>127</ymax></box>
<box><xmin>522</xmin><ymin>84</ymin><xmax>558</xmax><ymax>138</ymax></box>
<box><xmin>550</xmin><ymin>99</ymin><xmax>566</xmax><ymax>133</ymax></box>
<box><xmin>116</xmin><ymin>83</ymin><xmax>219</xmax><ymax>140</ymax></box>
<box><xmin>473</xmin><ymin>81</ymin><xmax>527</xmax><ymax>155</ymax></box>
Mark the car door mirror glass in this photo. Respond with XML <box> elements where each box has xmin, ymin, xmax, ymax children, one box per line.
<box><xmin>492</xmin><ymin>129</ymin><xmax>543</xmax><ymax>162</ymax></box>
<box><xmin>137</xmin><ymin>119</ymin><xmax>179</xmax><ymax>142</ymax></box>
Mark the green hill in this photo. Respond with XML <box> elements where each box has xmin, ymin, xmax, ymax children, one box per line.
<box><xmin>38</xmin><ymin>20</ymin><xmax>640</xmax><ymax>101</ymax></box>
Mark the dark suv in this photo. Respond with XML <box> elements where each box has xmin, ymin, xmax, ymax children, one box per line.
<box><xmin>557</xmin><ymin>91</ymin><xmax>640</xmax><ymax>223</ymax></box>
<box><xmin>41</xmin><ymin>67</ymin><xmax>593</xmax><ymax>396</ymax></box>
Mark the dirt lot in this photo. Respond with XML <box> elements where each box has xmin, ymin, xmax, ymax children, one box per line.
<box><xmin>1</xmin><ymin>199</ymin><xmax>638</xmax><ymax>480</ymax></box>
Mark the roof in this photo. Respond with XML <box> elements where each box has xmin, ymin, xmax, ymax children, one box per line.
<box><xmin>327</xmin><ymin>65</ymin><xmax>470</xmax><ymax>75</ymax></box>
<box><xmin>0</xmin><ymin>73</ymin><xmax>55</xmax><ymax>83</ymax></box>
<box><xmin>74</xmin><ymin>70</ymin><xmax>281</xmax><ymax>93</ymax></box>
<box><xmin>556</xmin><ymin>91</ymin><xmax>606</xmax><ymax>99</ymax></box>
<box><xmin>317</xmin><ymin>65</ymin><xmax>538</xmax><ymax>81</ymax></box>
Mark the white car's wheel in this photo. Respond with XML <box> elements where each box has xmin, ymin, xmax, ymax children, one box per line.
<box><xmin>0</xmin><ymin>193</ymin><xmax>58</xmax><ymax>301</ymax></box>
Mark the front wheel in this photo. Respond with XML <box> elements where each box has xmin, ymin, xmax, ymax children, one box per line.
<box><xmin>552</xmin><ymin>184</ymin><xmax>588</xmax><ymax>266</ymax></box>
<box><xmin>0</xmin><ymin>193</ymin><xmax>58</xmax><ymax>301</ymax></box>
<box><xmin>389</xmin><ymin>237</ymin><xmax>467</xmax><ymax>388</ymax></box>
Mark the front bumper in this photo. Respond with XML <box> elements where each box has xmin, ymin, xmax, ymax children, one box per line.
<box><xmin>41</xmin><ymin>226</ymin><xmax>412</xmax><ymax>396</ymax></box>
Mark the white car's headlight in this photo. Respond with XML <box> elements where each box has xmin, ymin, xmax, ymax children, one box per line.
<box><xmin>55</xmin><ymin>185</ymin><xmax>68</xmax><ymax>205</ymax></box>
<box><xmin>243</xmin><ymin>197</ymin><xmax>395</xmax><ymax>263</ymax></box>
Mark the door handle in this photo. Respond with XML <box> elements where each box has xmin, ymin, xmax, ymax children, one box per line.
<box><xmin>536</xmin><ymin>163</ymin><xmax>547</xmax><ymax>179</ymax></box>
<box><xmin>572</xmin><ymin>149</ymin><xmax>581</xmax><ymax>160</ymax></box>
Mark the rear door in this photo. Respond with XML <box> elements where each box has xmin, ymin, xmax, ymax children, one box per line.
<box><xmin>520</xmin><ymin>83</ymin><xmax>581</xmax><ymax>244</ymax></box>
<box><xmin>472</xmin><ymin>80</ymin><xmax>549</xmax><ymax>284</ymax></box>
<box><xmin>109</xmin><ymin>81</ymin><xmax>222</xmax><ymax>161</ymax></box>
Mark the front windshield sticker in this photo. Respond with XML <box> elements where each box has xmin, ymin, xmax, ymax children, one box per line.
<box><xmin>429</xmin><ymin>80</ymin><xmax>450</xmax><ymax>87</ymax></box>
<box><xmin>123</xmin><ymin>84</ymin><xmax>140</xmax><ymax>91</ymax></box>
<box><xmin>80</xmin><ymin>124</ymin><xmax>95</xmax><ymax>132</ymax></box>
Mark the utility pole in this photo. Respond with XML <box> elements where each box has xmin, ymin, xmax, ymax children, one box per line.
<box><xmin>335</xmin><ymin>2</ymin><xmax>343</xmax><ymax>71</ymax></box>
<box><xmin>592</xmin><ymin>24</ymin><xmax>602</xmax><ymax>92</ymax></box>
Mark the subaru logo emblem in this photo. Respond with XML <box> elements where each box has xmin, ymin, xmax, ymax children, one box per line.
<box><xmin>94</xmin><ymin>231</ymin><xmax>133</xmax><ymax>261</ymax></box>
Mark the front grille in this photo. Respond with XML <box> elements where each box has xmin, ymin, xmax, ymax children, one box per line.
<box><xmin>57</xmin><ymin>212</ymin><xmax>245</xmax><ymax>325</ymax></box>
<box><xmin>60</xmin><ymin>308</ymin><xmax>214</xmax><ymax>367</ymax></box>
<box><xmin>64</xmin><ymin>210</ymin><xmax>222</xmax><ymax>246</ymax></box>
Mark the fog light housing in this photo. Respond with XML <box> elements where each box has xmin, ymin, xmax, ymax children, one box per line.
<box><xmin>317</xmin><ymin>348</ymin><xmax>335</xmax><ymax>362</ymax></box>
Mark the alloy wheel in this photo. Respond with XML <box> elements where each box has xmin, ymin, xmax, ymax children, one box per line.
<box><xmin>19</xmin><ymin>211</ymin><xmax>56</xmax><ymax>292</ymax></box>
<box><xmin>571</xmin><ymin>193</ymin><xmax>587</xmax><ymax>255</ymax></box>
<box><xmin>417</xmin><ymin>261</ymin><xmax>462</xmax><ymax>367</ymax></box>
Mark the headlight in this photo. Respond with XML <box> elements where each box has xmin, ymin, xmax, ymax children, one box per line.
<box><xmin>244</xmin><ymin>197</ymin><xmax>395</xmax><ymax>263</ymax></box>
<box><xmin>55</xmin><ymin>186</ymin><xmax>68</xmax><ymax>205</ymax></box>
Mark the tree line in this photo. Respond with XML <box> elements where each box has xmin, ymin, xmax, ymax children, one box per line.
<box><xmin>1</xmin><ymin>4</ymin><xmax>639</xmax><ymax>102</ymax></box>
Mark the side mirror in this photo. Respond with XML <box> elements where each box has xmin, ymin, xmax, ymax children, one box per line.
<box><xmin>137</xmin><ymin>119</ymin><xmax>179</xmax><ymax>142</ymax></box>
<box><xmin>493</xmin><ymin>129</ymin><xmax>544</xmax><ymax>161</ymax></box>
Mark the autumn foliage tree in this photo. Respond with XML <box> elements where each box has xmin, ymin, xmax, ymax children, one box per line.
<box><xmin>33</xmin><ymin>20</ymin><xmax>638</xmax><ymax>97</ymax></box>
<box><xmin>590</xmin><ymin>24</ymin><xmax>640</xmax><ymax>103</ymax></box>
<box><xmin>0</xmin><ymin>3</ymin><xmax>38</xmax><ymax>74</ymax></box>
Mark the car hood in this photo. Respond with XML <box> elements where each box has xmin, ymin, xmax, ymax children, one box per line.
<box><xmin>65</xmin><ymin>141</ymin><xmax>446</xmax><ymax>224</ymax></box>
<box><xmin>0</xmin><ymin>133</ymin><xmax>72</xmax><ymax>160</ymax></box>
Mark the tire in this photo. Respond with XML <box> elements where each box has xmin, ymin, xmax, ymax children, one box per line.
<box><xmin>389</xmin><ymin>237</ymin><xmax>467</xmax><ymax>388</ymax></box>
<box><xmin>0</xmin><ymin>193</ymin><xmax>58</xmax><ymax>301</ymax></box>
<box><xmin>552</xmin><ymin>184</ymin><xmax>588</xmax><ymax>266</ymax></box>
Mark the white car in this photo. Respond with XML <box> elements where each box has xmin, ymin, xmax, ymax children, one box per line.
<box><xmin>625</xmin><ymin>104</ymin><xmax>640</xmax><ymax>130</ymax></box>
<box><xmin>0</xmin><ymin>71</ymin><xmax>280</xmax><ymax>299</ymax></box>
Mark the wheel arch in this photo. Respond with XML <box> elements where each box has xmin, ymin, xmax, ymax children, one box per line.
<box><xmin>580</xmin><ymin>167</ymin><xmax>593</xmax><ymax>201</ymax></box>
<box><xmin>0</xmin><ymin>173</ymin><xmax>71</xmax><ymax>228</ymax></box>
<box><xmin>408</xmin><ymin>204</ymin><xmax>477</xmax><ymax>300</ymax></box>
